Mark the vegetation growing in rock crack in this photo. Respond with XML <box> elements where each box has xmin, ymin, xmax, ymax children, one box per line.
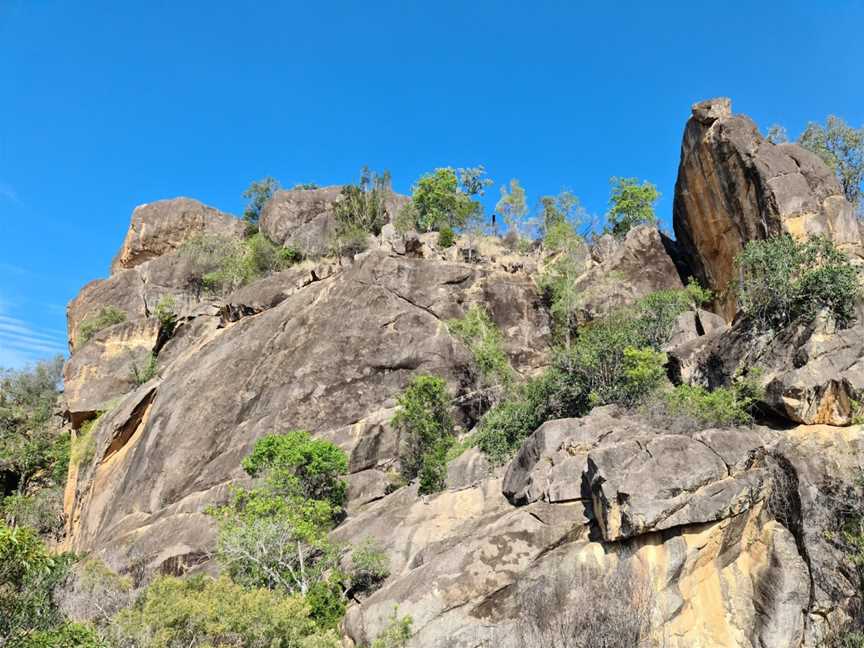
<box><xmin>474</xmin><ymin>284</ymin><xmax>713</xmax><ymax>463</ymax></box>
<box><xmin>391</xmin><ymin>375</ymin><xmax>455</xmax><ymax>494</ymax></box>
<box><xmin>76</xmin><ymin>306</ymin><xmax>127</xmax><ymax>347</ymax></box>
<box><xmin>332</xmin><ymin>167</ymin><xmax>392</xmax><ymax>256</ymax></box>
<box><xmin>447</xmin><ymin>305</ymin><xmax>513</xmax><ymax>405</ymax></box>
<box><xmin>180</xmin><ymin>231</ymin><xmax>300</xmax><ymax>294</ymax></box>
<box><xmin>736</xmin><ymin>234</ymin><xmax>860</xmax><ymax>331</ymax></box>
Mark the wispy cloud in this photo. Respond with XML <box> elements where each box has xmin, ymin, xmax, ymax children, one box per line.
<box><xmin>0</xmin><ymin>311</ymin><xmax>67</xmax><ymax>368</ymax></box>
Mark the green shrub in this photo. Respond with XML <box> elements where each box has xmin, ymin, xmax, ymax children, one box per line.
<box><xmin>652</xmin><ymin>374</ymin><xmax>763</xmax><ymax>430</ymax></box>
<box><xmin>737</xmin><ymin>234</ymin><xmax>859</xmax><ymax>331</ymax></box>
<box><xmin>294</xmin><ymin>183</ymin><xmax>320</xmax><ymax>190</ymax></box>
<box><xmin>447</xmin><ymin>306</ymin><xmax>513</xmax><ymax>394</ymax></box>
<box><xmin>76</xmin><ymin>306</ymin><xmax>126</xmax><ymax>347</ymax></box>
<box><xmin>210</xmin><ymin>432</ymin><xmax>348</xmax><ymax>595</ymax></box>
<box><xmin>605</xmin><ymin>176</ymin><xmax>659</xmax><ymax>237</ymax></box>
<box><xmin>370</xmin><ymin>608</ymin><xmax>413</xmax><ymax>648</ymax></box>
<box><xmin>0</xmin><ymin>521</ymin><xmax>75</xmax><ymax>641</ymax></box>
<box><xmin>181</xmin><ymin>232</ymin><xmax>298</xmax><ymax>294</ymax></box>
<box><xmin>349</xmin><ymin>538</ymin><xmax>390</xmax><ymax>595</ymax></box>
<box><xmin>0</xmin><ymin>356</ymin><xmax>68</xmax><ymax>495</ymax></box>
<box><xmin>332</xmin><ymin>167</ymin><xmax>391</xmax><ymax>255</ymax></box>
<box><xmin>437</xmin><ymin>226</ymin><xmax>455</xmax><ymax>248</ymax></box>
<box><xmin>108</xmin><ymin>575</ymin><xmax>340</xmax><ymax>648</ymax></box>
<box><xmin>12</xmin><ymin>622</ymin><xmax>104</xmax><ymax>648</ymax></box>
<box><xmin>406</xmin><ymin>168</ymin><xmax>480</xmax><ymax>232</ymax></box>
<box><xmin>2</xmin><ymin>489</ymin><xmax>63</xmax><ymax>537</ymax></box>
<box><xmin>70</xmin><ymin>415</ymin><xmax>101</xmax><ymax>469</ymax></box>
<box><xmin>242</xmin><ymin>430</ymin><xmax>348</xmax><ymax>511</ymax></box>
<box><xmin>130</xmin><ymin>353</ymin><xmax>158</xmax><ymax>386</ymax></box>
<box><xmin>391</xmin><ymin>376</ymin><xmax>454</xmax><ymax>494</ymax></box>
<box><xmin>152</xmin><ymin>294</ymin><xmax>177</xmax><ymax>330</ymax></box>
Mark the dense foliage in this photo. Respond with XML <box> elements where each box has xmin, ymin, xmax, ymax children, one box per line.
<box><xmin>180</xmin><ymin>232</ymin><xmax>299</xmax><ymax>294</ymax></box>
<box><xmin>447</xmin><ymin>306</ymin><xmax>513</xmax><ymax>398</ymax></box>
<box><xmin>736</xmin><ymin>234</ymin><xmax>859</xmax><ymax>331</ymax></box>
<box><xmin>399</xmin><ymin>167</ymin><xmax>488</xmax><ymax>233</ymax></box>
<box><xmin>391</xmin><ymin>376</ymin><xmax>454</xmax><ymax>494</ymax></box>
<box><xmin>605</xmin><ymin>177</ymin><xmax>659</xmax><ymax>237</ymax></box>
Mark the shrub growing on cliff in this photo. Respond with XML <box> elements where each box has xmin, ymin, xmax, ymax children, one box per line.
<box><xmin>736</xmin><ymin>234</ymin><xmax>859</xmax><ymax>331</ymax></box>
<box><xmin>447</xmin><ymin>306</ymin><xmax>513</xmax><ymax>399</ymax></box>
<box><xmin>392</xmin><ymin>376</ymin><xmax>454</xmax><ymax>494</ymax></box>
<box><xmin>605</xmin><ymin>177</ymin><xmax>659</xmax><ymax>237</ymax></box>
<box><xmin>107</xmin><ymin>575</ymin><xmax>339</xmax><ymax>648</ymax></box>
<box><xmin>402</xmin><ymin>167</ymin><xmax>486</xmax><ymax>233</ymax></box>
<box><xmin>209</xmin><ymin>431</ymin><xmax>348</xmax><ymax>596</ymax></box>
<box><xmin>331</xmin><ymin>167</ymin><xmax>392</xmax><ymax>256</ymax></box>
<box><xmin>181</xmin><ymin>232</ymin><xmax>298</xmax><ymax>294</ymax></box>
<box><xmin>77</xmin><ymin>306</ymin><xmax>127</xmax><ymax>347</ymax></box>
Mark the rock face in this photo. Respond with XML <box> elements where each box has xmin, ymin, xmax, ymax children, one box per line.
<box><xmin>673</xmin><ymin>97</ymin><xmax>862</xmax><ymax>318</ymax></box>
<box><xmin>63</xmin><ymin>249</ymin><xmax>550</xmax><ymax>571</ymax></box>
<box><xmin>111</xmin><ymin>198</ymin><xmax>244</xmax><ymax>273</ymax></box>
<box><xmin>677</xmin><ymin>313</ymin><xmax>864</xmax><ymax>426</ymax></box>
<box><xmin>260</xmin><ymin>186</ymin><xmax>409</xmax><ymax>257</ymax></box>
<box><xmin>569</xmin><ymin>224</ymin><xmax>684</xmax><ymax>323</ymax></box>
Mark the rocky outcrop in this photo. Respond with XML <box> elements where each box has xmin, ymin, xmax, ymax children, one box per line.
<box><xmin>111</xmin><ymin>198</ymin><xmax>244</xmax><ymax>273</ymax></box>
<box><xmin>260</xmin><ymin>186</ymin><xmax>409</xmax><ymax>257</ymax></box>
<box><xmin>569</xmin><ymin>224</ymin><xmax>684</xmax><ymax>323</ymax></box>
<box><xmin>677</xmin><ymin>313</ymin><xmax>864</xmax><ymax>426</ymax></box>
<box><xmin>673</xmin><ymin>97</ymin><xmax>862</xmax><ymax>318</ymax></box>
<box><xmin>62</xmin><ymin>249</ymin><xmax>550</xmax><ymax>572</ymax></box>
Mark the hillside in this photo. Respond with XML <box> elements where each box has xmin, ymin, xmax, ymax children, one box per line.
<box><xmin>4</xmin><ymin>98</ymin><xmax>864</xmax><ymax>647</ymax></box>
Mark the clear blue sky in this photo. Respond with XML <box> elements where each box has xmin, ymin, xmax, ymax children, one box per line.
<box><xmin>1</xmin><ymin>0</ymin><xmax>862</xmax><ymax>368</ymax></box>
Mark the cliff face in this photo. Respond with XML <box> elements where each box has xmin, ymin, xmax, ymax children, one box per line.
<box><xmin>60</xmin><ymin>104</ymin><xmax>864</xmax><ymax>648</ymax></box>
<box><xmin>673</xmin><ymin>97</ymin><xmax>862</xmax><ymax>319</ymax></box>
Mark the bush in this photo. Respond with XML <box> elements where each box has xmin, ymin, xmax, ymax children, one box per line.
<box><xmin>331</xmin><ymin>168</ymin><xmax>391</xmax><ymax>256</ymax></box>
<box><xmin>77</xmin><ymin>306</ymin><xmax>126</xmax><ymax>347</ymax></box>
<box><xmin>0</xmin><ymin>356</ymin><xmax>68</xmax><ymax>496</ymax></box>
<box><xmin>14</xmin><ymin>622</ymin><xmax>104</xmax><ymax>648</ymax></box>
<box><xmin>210</xmin><ymin>432</ymin><xmax>348</xmax><ymax>595</ymax></box>
<box><xmin>370</xmin><ymin>608</ymin><xmax>413</xmax><ymax>648</ymax></box>
<box><xmin>2</xmin><ymin>489</ymin><xmax>64</xmax><ymax>537</ymax></box>
<box><xmin>406</xmin><ymin>168</ymin><xmax>479</xmax><ymax>232</ymax></box>
<box><xmin>0</xmin><ymin>521</ymin><xmax>75</xmax><ymax>641</ymax></box>
<box><xmin>152</xmin><ymin>295</ymin><xmax>177</xmax><ymax>330</ymax></box>
<box><xmin>737</xmin><ymin>234</ymin><xmax>859</xmax><ymax>331</ymax></box>
<box><xmin>447</xmin><ymin>306</ymin><xmax>513</xmax><ymax>396</ymax></box>
<box><xmin>181</xmin><ymin>232</ymin><xmax>298</xmax><ymax>295</ymax></box>
<box><xmin>107</xmin><ymin>575</ymin><xmax>340</xmax><ymax>648</ymax></box>
<box><xmin>349</xmin><ymin>538</ymin><xmax>390</xmax><ymax>595</ymax></box>
<box><xmin>242</xmin><ymin>431</ymin><xmax>348</xmax><ymax>511</ymax></box>
<box><xmin>605</xmin><ymin>177</ymin><xmax>659</xmax><ymax>237</ymax></box>
<box><xmin>70</xmin><ymin>416</ymin><xmax>100</xmax><ymax>469</ymax></box>
<box><xmin>437</xmin><ymin>226</ymin><xmax>455</xmax><ymax>248</ymax></box>
<box><xmin>130</xmin><ymin>353</ymin><xmax>158</xmax><ymax>386</ymax></box>
<box><xmin>391</xmin><ymin>376</ymin><xmax>454</xmax><ymax>494</ymax></box>
<box><xmin>647</xmin><ymin>373</ymin><xmax>763</xmax><ymax>431</ymax></box>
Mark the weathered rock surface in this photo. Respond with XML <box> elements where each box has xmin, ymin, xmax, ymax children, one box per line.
<box><xmin>63</xmin><ymin>250</ymin><xmax>550</xmax><ymax>573</ymax></box>
<box><xmin>673</xmin><ymin>97</ymin><xmax>862</xmax><ymax>318</ymax></box>
<box><xmin>260</xmin><ymin>186</ymin><xmax>409</xmax><ymax>257</ymax></box>
<box><xmin>682</xmin><ymin>313</ymin><xmax>864</xmax><ymax>426</ymax></box>
<box><xmin>111</xmin><ymin>198</ymin><xmax>244</xmax><ymax>273</ymax></box>
<box><xmin>570</xmin><ymin>224</ymin><xmax>684</xmax><ymax>322</ymax></box>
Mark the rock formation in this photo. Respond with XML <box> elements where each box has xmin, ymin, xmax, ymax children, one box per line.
<box><xmin>673</xmin><ymin>97</ymin><xmax>862</xmax><ymax>319</ymax></box>
<box><xmin>57</xmin><ymin>100</ymin><xmax>864</xmax><ymax>647</ymax></box>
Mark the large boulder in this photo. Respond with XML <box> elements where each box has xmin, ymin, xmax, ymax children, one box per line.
<box><xmin>568</xmin><ymin>225</ymin><xmax>684</xmax><ymax>323</ymax></box>
<box><xmin>673</xmin><ymin>98</ymin><xmax>862</xmax><ymax>319</ymax></box>
<box><xmin>260</xmin><ymin>186</ymin><xmax>410</xmax><ymax>258</ymax></box>
<box><xmin>681</xmin><ymin>313</ymin><xmax>864</xmax><ymax>426</ymax></box>
<box><xmin>111</xmin><ymin>198</ymin><xmax>244</xmax><ymax>273</ymax></box>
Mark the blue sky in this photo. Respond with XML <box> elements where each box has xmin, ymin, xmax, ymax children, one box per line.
<box><xmin>1</xmin><ymin>0</ymin><xmax>862</xmax><ymax>368</ymax></box>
